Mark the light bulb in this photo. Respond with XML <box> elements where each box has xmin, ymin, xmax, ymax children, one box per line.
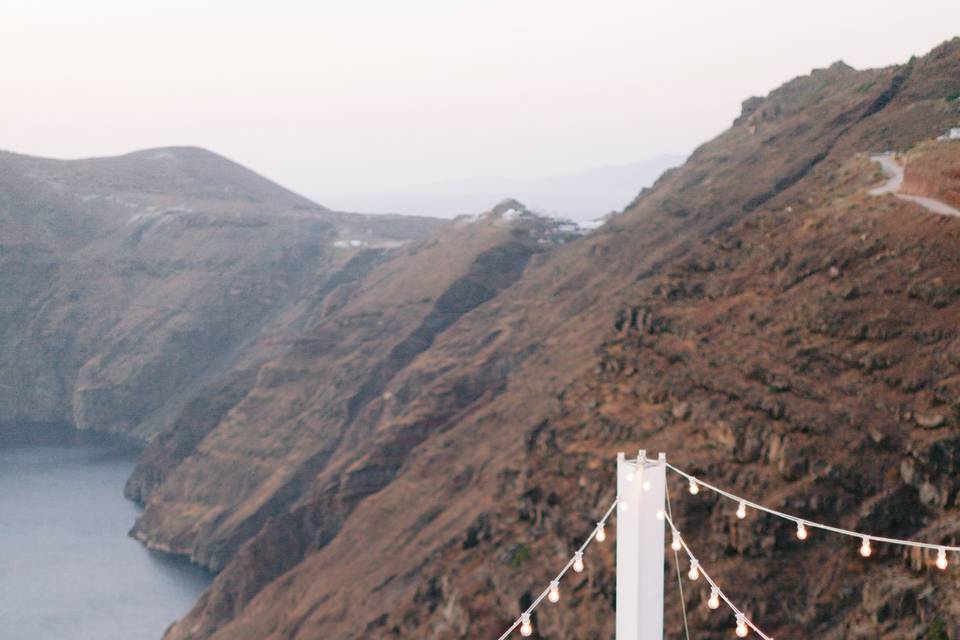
<box><xmin>707</xmin><ymin>587</ymin><xmax>720</xmax><ymax>610</ymax></box>
<box><xmin>796</xmin><ymin>521</ymin><xmax>808</xmax><ymax>540</ymax></box>
<box><xmin>689</xmin><ymin>478</ymin><xmax>700</xmax><ymax>495</ymax></box>
<box><xmin>595</xmin><ymin>523</ymin><xmax>606</xmax><ymax>542</ymax></box>
<box><xmin>688</xmin><ymin>559</ymin><xmax>700</xmax><ymax>581</ymax></box>
<box><xmin>573</xmin><ymin>552</ymin><xmax>584</xmax><ymax>573</ymax></box>
<box><xmin>642</xmin><ymin>479</ymin><xmax>652</xmax><ymax>491</ymax></box>
<box><xmin>626</xmin><ymin>470</ymin><xmax>635</xmax><ymax>482</ymax></box>
<box><xmin>736</xmin><ymin>501</ymin><xmax>747</xmax><ymax>520</ymax></box>
<box><xmin>860</xmin><ymin>536</ymin><xmax>872</xmax><ymax>558</ymax></box>
<box><xmin>735</xmin><ymin>614</ymin><xmax>749</xmax><ymax>637</ymax></box>
<box><xmin>520</xmin><ymin>613</ymin><xmax>533</xmax><ymax>637</ymax></box>
<box><xmin>548</xmin><ymin>581</ymin><xmax>560</xmax><ymax>603</ymax></box>
<box><xmin>671</xmin><ymin>531</ymin><xmax>682</xmax><ymax>551</ymax></box>
<box><xmin>936</xmin><ymin>548</ymin><xmax>948</xmax><ymax>570</ymax></box>
<box><xmin>620</xmin><ymin>501</ymin><xmax>629</xmax><ymax>511</ymax></box>
<box><xmin>655</xmin><ymin>509</ymin><xmax>665</xmax><ymax>521</ymax></box>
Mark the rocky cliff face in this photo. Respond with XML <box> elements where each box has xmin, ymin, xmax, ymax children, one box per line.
<box><xmin>0</xmin><ymin>146</ymin><xmax>442</xmax><ymax>438</ymax></box>
<box><xmin>460</xmin><ymin>154</ymin><xmax>960</xmax><ymax>639</ymax></box>
<box><xmin>128</xmin><ymin>201</ymin><xmax>582</xmax><ymax>574</ymax></box>
<box><xmin>147</xmin><ymin>39</ymin><xmax>960</xmax><ymax>640</ymax></box>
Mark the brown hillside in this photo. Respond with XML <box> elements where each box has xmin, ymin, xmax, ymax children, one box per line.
<box><xmin>396</xmin><ymin>152</ymin><xmax>960</xmax><ymax>639</ymax></box>
<box><xmin>152</xmin><ymin>40</ymin><xmax>960</xmax><ymax>639</ymax></box>
<box><xmin>902</xmin><ymin>140</ymin><xmax>960</xmax><ymax>208</ymax></box>
<box><xmin>129</xmin><ymin>202</ymin><xmax>580</xmax><ymax>572</ymax></box>
<box><xmin>0</xmin><ymin>147</ymin><xmax>442</xmax><ymax>437</ymax></box>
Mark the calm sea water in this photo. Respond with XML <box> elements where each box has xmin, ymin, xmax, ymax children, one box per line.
<box><xmin>0</xmin><ymin>425</ymin><xmax>211</xmax><ymax>640</ymax></box>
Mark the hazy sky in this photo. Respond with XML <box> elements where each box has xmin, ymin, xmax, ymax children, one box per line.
<box><xmin>2</xmin><ymin>0</ymin><xmax>959</xmax><ymax>210</ymax></box>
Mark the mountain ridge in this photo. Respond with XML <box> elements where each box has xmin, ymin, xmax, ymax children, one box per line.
<box><xmin>154</xmin><ymin>37</ymin><xmax>960</xmax><ymax>639</ymax></box>
<box><xmin>0</xmin><ymin>145</ymin><xmax>444</xmax><ymax>438</ymax></box>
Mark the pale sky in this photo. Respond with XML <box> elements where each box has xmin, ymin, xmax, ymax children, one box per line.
<box><xmin>2</xmin><ymin>0</ymin><xmax>959</xmax><ymax>214</ymax></box>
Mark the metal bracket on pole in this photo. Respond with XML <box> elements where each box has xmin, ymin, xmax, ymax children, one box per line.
<box><xmin>617</xmin><ymin>450</ymin><xmax>666</xmax><ymax>639</ymax></box>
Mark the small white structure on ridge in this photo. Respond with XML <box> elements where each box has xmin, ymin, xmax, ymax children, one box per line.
<box><xmin>937</xmin><ymin>127</ymin><xmax>960</xmax><ymax>141</ymax></box>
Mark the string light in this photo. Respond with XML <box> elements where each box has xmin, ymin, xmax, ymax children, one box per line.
<box><xmin>736</xmin><ymin>501</ymin><xmax>747</xmax><ymax>520</ymax></box>
<box><xmin>626</xmin><ymin>469</ymin><xmax>636</xmax><ymax>482</ymax></box>
<box><xmin>665</xmin><ymin>462</ymin><xmax>960</xmax><ymax>560</ymax></box>
<box><xmin>500</xmin><ymin>456</ymin><xmax>960</xmax><ymax>640</ymax></box>
<box><xmin>662</xmin><ymin>510</ymin><xmax>774</xmax><ymax>640</ymax></box>
<box><xmin>548</xmin><ymin>581</ymin><xmax>560</xmax><ymax>603</ymax></box>
<box><xmin>495</xmin><ymin>499</ymin><xmax>617</xmax><ymax>640</ymax></box>
<box><xmin>643</xmin><ymin>479</ymin><xmax>652</xmax><ymax>491</ymax></box>
<box><xmin>620</xmin><ymin>500</ymin><xmax>629</xmax><ymax>511</ymax></box>
<box><xmin>708</xmin><ymin>586</ymin><xmax>720</xmax><ymax>609</ymax></box>
<box><xmin>519</xmin><ymin>613</ymin><xmax>533</xmax><ymax>637</ymax></box>
<box><xmin>735</xmin><ymin>613</ymin><xmax>749</xmax><ymax>637</ymax></box>
<box><xmin>573</xmin><ymin>551</ymin><xmax>584</xmax><ymax>573</ymax></box>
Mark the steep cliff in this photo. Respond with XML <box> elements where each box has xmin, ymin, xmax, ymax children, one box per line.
<box><xmin>129</xmin><ymin>201</ymin><xmax>582</xmax><ymax>572</ymax></box>
<box><xmin>0</xmin><ymin>146</ymin><xmax>441</xmax><ymax>438</ymax></box>
<box><xmin>153</xmin><ymin>39</ymin><xmax>960</xmax><ymax>640</ymax></box>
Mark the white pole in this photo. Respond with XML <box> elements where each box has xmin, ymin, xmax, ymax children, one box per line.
<box><xmin>616</xmin><ymin>452</ymin><xmax>639</xmax><ymax>640</ymax></box>
<box><xmin>617</xmin><ymin>450</ymin><xmax>666</xmax><ymax>639</ymax></box>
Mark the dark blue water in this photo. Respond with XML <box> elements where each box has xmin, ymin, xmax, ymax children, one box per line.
<box><xmin>0</xmin><ymin>425</ymin><xmax>211</xmax><ymax>639</ymax></box>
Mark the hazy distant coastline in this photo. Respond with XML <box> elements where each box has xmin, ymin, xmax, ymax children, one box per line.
<box><xmin>317</xmin><ymin>154</ymin><xmax>684</xmax><ymax>221</ymax></box>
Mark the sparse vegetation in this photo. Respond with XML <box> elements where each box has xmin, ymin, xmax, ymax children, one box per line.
<box><xmin>509</xmin><ymin>544</ymin><xmax>531</xmax><ymax>569</ymax></box>
<box><xmin>927</xmin><ymin>617</ymin><xmax>949</xmax><ymax>640</ymax></box>
<box><xmin>855</xmin><ymin>81</ymin><xmax>876</xmax><ymax>94</ymax></box>
<box><xmin>947</xmin><ymin>91</ymin><xmax>960</xmax><ymax>103</ymax></box>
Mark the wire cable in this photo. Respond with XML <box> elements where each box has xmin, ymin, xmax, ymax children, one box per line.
<box><xmin>665</xmin><ymin>487</ymin><xmax>691</xmax><ymax>640</ymax></box>
<box><xmin>495</xmin><ymin>499</ymin><xmax>618</xmax><ymax>640</ymax></box>
<box><xmin>662</xmin><ymin>510</ymin><xmax>774</xmax><ymax>640</ymax></box>
<box><xmin>666</xmin><ymin>462</ymin><xmax>959</xmax><ymax>553</ymax></box>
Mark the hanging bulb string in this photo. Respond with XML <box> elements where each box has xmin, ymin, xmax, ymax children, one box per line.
<box><xmin>666</xmin><ymin>486</ymin><xmax>692</xmax><ymax>640</ymax></box>
<box><xmin>495</xmin><ymin>499</ymin><xmax>618</xmax><ymax>640</ymax></box>
<box><xmin>666</xmin><ymin>462</ymin><xmax>959</xmax><ymax>554</ymax></box>
<box><xmin>661</xmin><ymin>510</ymin><xmax>774</xmax><ymax>640</ymax></box>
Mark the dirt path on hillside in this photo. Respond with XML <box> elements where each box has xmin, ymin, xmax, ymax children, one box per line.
<box><xmin>870</xmin><ymin>153</ymin><xmax>960</xmax><ymax>217</ymax></box>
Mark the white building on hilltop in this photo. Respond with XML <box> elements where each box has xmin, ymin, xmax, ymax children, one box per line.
<box><xmin>938</xmin><ymin>127</ymin><xmax>960</xmax><ymax>141</ymax></box>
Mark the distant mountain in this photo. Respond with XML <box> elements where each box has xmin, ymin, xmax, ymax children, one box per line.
<box><xmin>318</xmin><ymin>154</ymin><xmax>685</xmax><ymax>221</ymax></box>
<box><xmin>0</xmin><ymin>146</ymin><xmax>442</xmax><ymax>437</ymax></box>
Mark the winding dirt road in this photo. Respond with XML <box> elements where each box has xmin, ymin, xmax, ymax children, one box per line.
<box><xmin>870</xmin><ymin>153</ymin><xmax>960</xmax><ymax>217</ymax></box>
